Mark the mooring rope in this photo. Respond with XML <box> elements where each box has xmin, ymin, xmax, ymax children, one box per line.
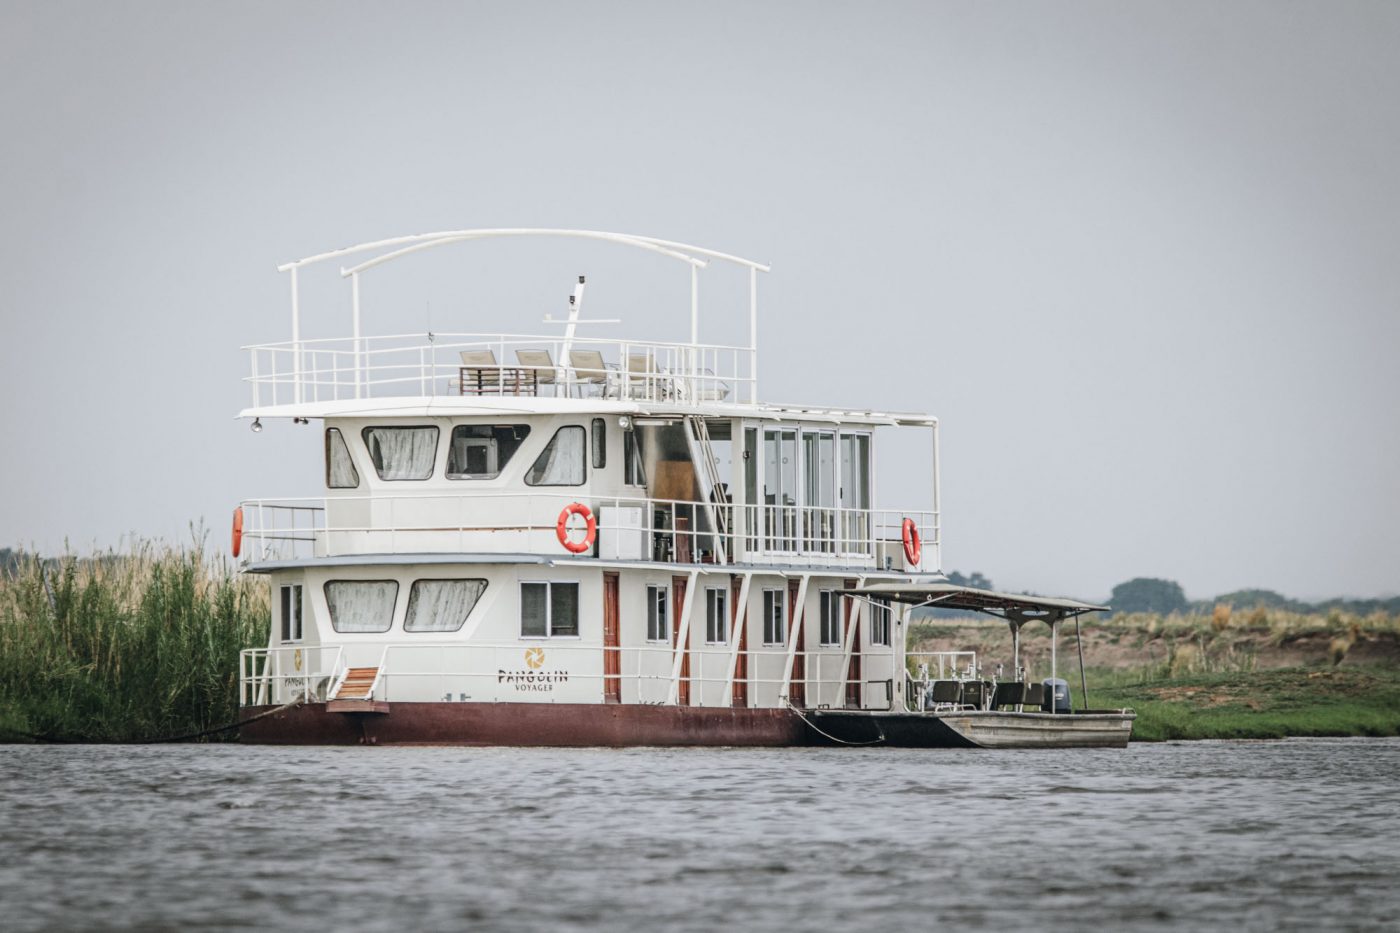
<box><xmin>787</xmin><ymin>703</ymin><xmax>886</xmax><ymax>747</ymax></box>
<box><xmin>0</xmin><ymin>698</ymin><xmax>303</xmax><ymax>745</ymax></box>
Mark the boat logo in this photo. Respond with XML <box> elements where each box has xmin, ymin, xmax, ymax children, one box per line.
<box><xmin>294</xmin><ymin>649</ymin><xmax>303</xmax><ymax>671</ymax></box>
<box><xmin>524</xmin><ymin>647</ymin><xmax>546</xmax><ymax>669</ymax></box>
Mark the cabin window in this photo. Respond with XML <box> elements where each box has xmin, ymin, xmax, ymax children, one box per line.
<box><xmin>325</xmin><ymin>428</ymin><xmax>360</xmax><ymax>489</ymax></box>
<box><xmin>705</xmin><ymin>587</ymin><xmax>728</xmax><ymax>644</ymax></box>
<box><xmin>624</xmin><ymin>429</ymin><xmax>646</xmax><ymax>486</ymax></box>
<box><xmin>520</xmin><ymin>582</ymin><xmax>580</xmax><ymax>638</ymax></box>
<box><xmin>404</xmin><ymin>579</ymin><xmax>488</xmax><ymax>633</ymax></box>
<box><xmin>839</xmin><ymin>432</ymin><xmax>872</xmax><ymax>551</ymax></box>
<box><xmin>819</xmin><ymin>590</ymin><xmax>840</xmax><ymax>646</ymax></box>
<box><xmin>525</xmin><ymin>426</ymin><xmax>586</xmax><ymax>486</ymax></box>
<box><xmin>646</xmin><ymin>585</ymin><xmax>668</xmax><ymax>642</ymax></box>
<box><xmin>324</xmin><ymin>580</ymin><xmax>398</xmax><ymax>633</ymax></box>
<box><xmin>446</xmin><ymin>424</ymin><xmax>530</xmax><ymax>480</ymax></box>
<box><xmin>279</xmin><ymin>584</ymin><xmax>303</xmax><ymax>642</ymax></box>
<box><xmin>869</xmin><ymin>596</ymin><xmax>891</xmax><ymax>646</ymax></box>
<box><xmin>802</xmin><ymin>431</ymin><xmax>836</xmax><ymax>552</ymax></box>
<box><xmin>762</xmin><ymin>588</ymin><xmax>786</xmax><ymax>645</ymax></box>
<box><xmin>362</xmin><ymin>427</ymin><xmax>439</xmax><ymax>481</ymax></box>
<box><xmin>591</xmin><ymin>418</ymin><xmax>607</xmax><ymax>469</ymax></box>
<box><xmin>763</xmin><ymin>428</ymin><xmax>799</xmax><ymax>551</ymax></box>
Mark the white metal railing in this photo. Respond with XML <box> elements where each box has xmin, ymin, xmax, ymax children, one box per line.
<box><xmin>239</xmin><ymin>645</ymin><xmax>345</xmax><ymax>706</ymax></box>
<box><xmin>238</xmin><ymin>642</ymin><xmax>898</xmax><ymax>709</ymax></box>
<box><xmin>244</xmin><ymin>333</ymin><xmax>753</xmax><ymax>409</ymax></box>
<box><xmin>236</xmin><ymin>491</ymin><xmax>938</xmax><ymax>571</ymax></box>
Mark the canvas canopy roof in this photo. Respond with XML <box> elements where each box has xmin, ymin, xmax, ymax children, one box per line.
<box><xmin>842</xmin><ymin>583</ymin><xmax>1108</xmax><ymax>620</ymax></box>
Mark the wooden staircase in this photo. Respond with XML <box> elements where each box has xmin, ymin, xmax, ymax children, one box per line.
<box><xmin>327</xmin><ymin>666</ymin><xmax>390</xmax><ymax>714</ymax></box>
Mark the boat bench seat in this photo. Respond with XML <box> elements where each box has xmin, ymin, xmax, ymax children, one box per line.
<box><xmin>992</xmin><ymin>682</ymin><xmax>1028</xmax><ymax>709</ymax></box>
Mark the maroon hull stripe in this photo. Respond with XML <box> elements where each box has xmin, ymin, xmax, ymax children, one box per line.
<box><xmin>240</xmin><ymin>702</ymin><xmax>808</xmax><ymax>747</ymax></box>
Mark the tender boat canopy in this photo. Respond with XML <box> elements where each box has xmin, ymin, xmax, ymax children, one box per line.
<box><xmin>842</xmin><ymin>583</ymin><xmax>1108</xmax><ymax>619</ymax></box>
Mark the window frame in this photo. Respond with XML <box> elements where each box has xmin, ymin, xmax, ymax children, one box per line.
<box><xmin>624</xmin><ymin>428</ymin><xmax>646</xmax><ymax>487</ymax></box>
<box><xmin>646</xmin><ymin>584</ymin><xmax>669</xmax><ymax>643</ymax></box>
<box><xmin>818</xmin><ymin>589</ymin><xmax>840</xmax><ymax>647</ymax></box>
<box><xmin>524</xmin><ymin>425</ymin><xmax>588</xmax><ymax>487</ymax></box>
<box><xmin>325</xmin><ymin>428</ymin><xmax>360</xmax><ymax>489</ymax></box>
<box><xmin>519</xmin><ymin>581</ymin><xmax>582</xmax><ymax>639</ymax></box>
<box><xmin>591</xmin><ymin>418</ymin><xmax>607</xmax><ymax>470</ymax></box>
<box><xmin>280</xmin><ymin>583</ymin><xmax>303</xmax><ymax>643</ymax></box>
<box><xmin>445</xmin><ymin>423</ymin><xmax>532</xmax><ymax>481</ymax></box>
<box><xmin>869</xmin><ymin>596</ymin><xmax>892</xmax><ymax>647</ymax></box>
<box><xmin>324</xmin><ymin>579</ymin><xmax>400</xmax><ymax>634</ymax></box>
<box><xmin>762</xmin><ymin>587</ymin><xmax>786</xmax><ymax>646</ymax></box>
<box><xmin>705</xmin><ymin>586</ymin><xmax>728</xmax><ymax>645</ymax></box>
<box><xmin>403</xmin><ymin>578</ymin><xmax>489</xmax><ymax>633</ymax></box>
<box><xmin>360</xmin><ymin>425</ymin><xmax>440</xmax><ymax>482</ymax></box>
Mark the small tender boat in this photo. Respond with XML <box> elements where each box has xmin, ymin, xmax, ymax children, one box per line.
<box><xmin>233</xmin><ymin>229</ymin><xmax>1131</xmax><ymax>748</ymax></box>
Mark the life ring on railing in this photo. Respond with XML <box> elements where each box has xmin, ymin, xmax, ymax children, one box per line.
<box><xmin>901</xmin><ymin>517</ymin><xmax>921</xmax><ymax>567</ymax></box>
<box><xmin>231</xmin><ymin>507</ymin><xmax>244</xmax><ymax>558</ymax></box>
<box><xmin>556</xmin><ymin>502</ymin><xmax>596</xmax><ymax>554</ymax></box>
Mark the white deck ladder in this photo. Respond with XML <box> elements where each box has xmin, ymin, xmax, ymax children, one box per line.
<box><xmin>686</xmin><ymin>416</ymin><xmax>730</xmax><ymax>564</ymax></box>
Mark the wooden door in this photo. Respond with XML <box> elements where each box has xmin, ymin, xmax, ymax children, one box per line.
<box><xmin>843</xmin><ymin>579</ymin><xmax>861</xmax><ymax>708</ymax></box>
<box><xmin>672</xmin><ymin>574</ymin><xmax>690</xmax><ymax>706</ymax></box>
<box><xmin>730</xmin><ymin>574</ymin><xmax>747</xmax><ymax>707</ymax></box>
<box><xmin>788</xmin><ymin>578</ymin><xmax>806</xmax><ymax>708</ymax></box>
<box><xmin>603</xmin><ymin>572</ymin><xmax>620</xmax><ymax>703</ymax></box>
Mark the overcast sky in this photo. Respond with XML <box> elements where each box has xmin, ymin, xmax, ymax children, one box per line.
<box><xmin>1</xmin><ymin>0</ymin><xmax>1397</xmax><ymax>601</ymax></box>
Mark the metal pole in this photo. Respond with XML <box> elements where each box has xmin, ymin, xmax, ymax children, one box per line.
<box><xmin>1050</xmin><ymin>619</ymin><xmax>1058</xmax><ymax>713</ymax></box>
<box><xmin>749</xmin><ymin>267</ymin><xmax>758</xmax><ymax>404</ymax></box>
<box><xmin>1075</xmin><ymin>614</ymin><xmax>1089</xmax><ymax>711</ymax></box>
<box><xmin>351</xmin><ymin>272</ymin><xmax>362</xmax><ymax>399</ymax></box>
<box><xmin>290</xmin><ymin>266</ymin><xmax>302</xmax><ymax>404</ymax></box>
<box><xmin>931</xmin><ymin>420</ymin><xmax>941</xmax><ymax>572</ymax></box>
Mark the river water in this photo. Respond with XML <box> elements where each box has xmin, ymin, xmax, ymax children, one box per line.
<box><xmin>1</xmin><ymin>738</ymin><xmax>1397</xmax><ymax>931</ymax></box>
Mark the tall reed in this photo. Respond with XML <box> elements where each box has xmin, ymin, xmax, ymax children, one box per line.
<box><xmin>0</xmin><ymin>541</ymin><xmax>268</xmax><ymax>742</ymax></box>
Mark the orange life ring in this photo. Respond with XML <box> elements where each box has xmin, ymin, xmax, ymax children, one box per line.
<box><xmin>901</xmin><ymin>517</ymin><xmax>921</xmax><ymax>566</ymax></box>
<box><xmin>231</xmin><ymin>506</ymin><xmax>244</xmax><ymax>558</ymax></box>
<box><xmin>556</xmin><ymin>502</ymin><xmax>596</xmax><ymax>554</ymax></box>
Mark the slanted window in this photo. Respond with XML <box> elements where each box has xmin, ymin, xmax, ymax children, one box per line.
<box><xmin>705</xmin><ymin>587</ymin><xmax>728</xmax><ymax>644</ymax></box>
<box><xmin>869</xmin><ymin>596</ymin><xmax>891</xmax><ymax>647</ymax></box>
<box><xmin>520</xmin><ymin>582</ymin><xmax>580</xmax><ymax>638</ymax></box>
<box><xmin>762</xmin><ymin>588</ymin><xmax>786</xmax><ymax>645</ymax></box>
<box><xmin>646</xmin><ymin>585</ymin><xmax>669</xmax><ymax>642</ymax></box>
<box><xmin>525</xmin><ymin>426</ymin><xmax>586</xmax><ymax>486</ymax></box>
<box><xmin>280</xmin><ymin>584</ymin><xmax>303</xmax><ymax>642</ymax></box>
<box><xmin>819</xmin><ymin>590</ymin><xmax>840</xmax><ymax>646</ymax></box>
<box><xmin>624</xmin><ymin>429</ymin><xmax>646</xmax><ymax>486</ymax></box>
<box><xmin>404</xmin><ymin>579</ymin><xmax>488</xmax><ymax>633</ymax></box>
<box><xmin>324</xmin><ymin>580</ymin><xmax>398</xmax><ymax>633</ymax></box>
<box><xmin>592</xmin><ymin>418</ymin><xmax>607</xmax><ymax>469</ymax></box>
<box><xmin>446</xmin><ymin>424</ymin><xmax>530</xmax><ymax>479</ymax></box>
<box><xmin>362</xmin><ymin>426</ymin><xmax>439</xmax><ymax>481</ymax></box>
<box><xmin>325</xmin><ymin>428</ymin><xmax>360</xmax><ymax>489</ymax></box>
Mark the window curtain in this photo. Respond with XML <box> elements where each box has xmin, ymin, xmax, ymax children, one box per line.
<box><xmin>405</xmin><ymin>579</ymin><xmax>487</xmax><ymax>633</ymax></box>
<box><xmin>326</xmin><ymin>428</ymin><xmax>360</xmax><ymax>488</ymax></box>
<box><xmin>526</xmin><ymin>426</ymin><xmax>585</xmax><ymax>486</ymax></box>
<box><xmin>365</xmin><ymin>427</ymin><xmax>438</xmax><ymax>480</ymax></box>
<box><xmin>325</xmin><ymin>580</ymin><xmax>398</xmax><ymax>633</ymax></box>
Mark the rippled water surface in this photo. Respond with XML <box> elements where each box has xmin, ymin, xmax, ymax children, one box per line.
<box><xmin>2</xmin><ymin>739</ymin><xmax>1398</xmax><ymax>931</ymax></box>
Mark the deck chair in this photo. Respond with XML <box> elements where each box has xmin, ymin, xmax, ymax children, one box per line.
<box><xmin>929</xmin><ymin>680</ymin><xmax>962</xmax><ymax>711</ymax></box>
<box><xmin>568</xmin><ymin>349</ymin><xmax>612</xmax><ymax>397</ymax></box>
<box><xmin>515</xmin><ymin>349</ymin><xmax>556</xmax><ymax>393</ymax></box>
<box><xmin>626</xmin><ymin>352</ymin><xmax>657</xmax><ymax>398</ymax></box>
<box><xmin>456</xmin><ymin>349</ymin><xmax>499</xmax><ymax>395</ymax></box>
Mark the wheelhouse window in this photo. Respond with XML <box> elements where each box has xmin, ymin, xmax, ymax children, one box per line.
<box><xmin>525</xmin><ymin>426</ymin><xmax>586</xmax><ymax>486</ymax></box>
<box><xmin>404</xmin><ymin>579</ymin><xmax>488</xmax><ymax>633</ymax></box>
<box><xmin>325</xmin><ymin>428</ymin><xmax>360</xmax><ymax>489</ymax></box>
<box><xmin>520</xmin><ymin>582</ymin><xmax>580</xmax><ymax>638</ymax></box>
<box><xmin>591</xmin><ymin>418</ymin><xmax>606</xmax><ymax>469</ymax></box>
<box><xmin>762</xmin><ymin>588</ymin><xmax>786</xmax><ymax>645</ymax></box>
<box><xmin>324</xmin><ymin>580</ymin><xmax>398</xmax><ymax>634</ymax></box>
<box><xmin>819</xmin><ymin>589</ymin><xmax>840</xmax><ymax>646</ymax></box>
<box><xmin>624</xmin><ymin>429</ymin><xmax>646</xmax><ymax>486</ymax></box>
<box><xmin>705</xmin><ymin>587</ymin><xmax>728</xmax><ymax>644</ymax></box>
<box><xmin>446</xmin><ymin>424</ymin><xmax>530</xmax><ymax>480</ymax></box>
<box><xmin>362</xmin><ymin>426</ymin><xmax>439</xmax><ymax>481</ymax></box>
<box><xmin>869</xmin><ymin>596</ymin><xmax>891</xmax><ymax>647</ymax></box>
<box><xmin>280</xmin><ymin>584</ymin><xmax>303</xmax><ymax>642</ymax></box>
<box><xmin>646</xmin><ymin>585</ymin><xmax>668</xmax><ymax>642</ymax></box>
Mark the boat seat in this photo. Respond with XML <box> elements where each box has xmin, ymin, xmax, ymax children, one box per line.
<box><xmin>961</xmin><ymin>680</ymin><xmax>987</xmax><ymax>710</ymax></box>
<box><xmin>992</xmin><ymin>681</ymin><xmax>1027</xmax><ymax>709</ymax></box>
<box><xmin>1024</xmin><ymin>683</ymin><xmax>1047</xmax><ymax>708</ymax></box>
<box><xmin>929</xmin><ymin>680</ymin><xmax>962</xmax><ymax>708</ymax></box>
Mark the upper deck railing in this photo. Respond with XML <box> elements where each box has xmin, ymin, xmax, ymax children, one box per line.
<box><xmin>244</xmin><ymin>332</ymin><xmax>752</xmax><ymax>409</ymax></box>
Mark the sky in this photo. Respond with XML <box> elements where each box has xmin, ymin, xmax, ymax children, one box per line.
<box><xmin>1</xmin><ymin>0</ymin><xmax>1397</xmax><ymax>602</ymax></box>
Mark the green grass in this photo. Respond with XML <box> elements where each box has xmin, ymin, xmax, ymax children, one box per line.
<box><xmin>1085</xmin><ymin>667</ymin><xmax>1400</xmax><ymax>741</ymax></box>
<box><xmin>0</xmin><ymin>542</ymin><xmax>268</xmax><ymax>743</ymax></box>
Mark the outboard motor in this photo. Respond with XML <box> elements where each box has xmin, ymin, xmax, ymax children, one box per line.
<box><xmin>1041</xmin><ymin>678</ymin><xmax>1071</xmax><ymax>713</ymax></box>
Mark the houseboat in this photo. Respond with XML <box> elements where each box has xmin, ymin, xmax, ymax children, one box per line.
<box><xmin>235</xmin><ymin>229</ymin><xmax>1133</xmax><ymax>748</ymax></box>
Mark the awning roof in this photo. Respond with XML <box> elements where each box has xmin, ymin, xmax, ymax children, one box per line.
<box><xmin>842</xmin><ymin>582</ymin><xmax>1108</xmax><ymax>618</ymax></box>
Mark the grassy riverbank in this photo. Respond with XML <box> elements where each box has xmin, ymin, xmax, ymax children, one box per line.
<box><xmin>0</xmin><ymin>544</ymin><xmax>267</xmax><ymax>743</ymax></box>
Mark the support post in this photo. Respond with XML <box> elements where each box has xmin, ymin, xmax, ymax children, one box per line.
<box><xmin>779</xmin><ymin>574</ymin><xmax>810</xmax><ymax>703</ymax></box>
<box><xmin>837</xmin><ymin>577</ymin><xmax>865</xmax><ymax>707</ymax></box>
<box><xmin>351</xmin><ymin>271</ymin><xmax>362</xmax><ymax>399</ymax></box>
<box><xmin>931</xmin><ymin>420</ymin><xmax>941</xmax><ymax>571</ymax></box>
<box><xmin>666</xmin><ymin>570</ymin><xmax>699</xmax><ymax>705</ymax></box>
<box><xmin>1050</xmin><ymin>618</ymin><xmax>1059</xmax><ymax>712</ymax></box>
<box><xmin>290</xmin><ymin>265</ymin><xmax>302</xmax><ymax>404</ymax></box>
<box><xmin>722</xmin><ymin>573</ymin><xmax>752</xmax><ymax>706</ymax></box>
<box><xmin>1075</xmin><ymin>614</ymin><xmax>1089</xmax><ymax>711</ymax></box>
<box><xmin>749</xmin><ymin>267</ymin><xmax>758</xmax><ymax>404</ymax></box>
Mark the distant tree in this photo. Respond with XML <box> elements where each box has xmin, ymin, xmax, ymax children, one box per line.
<box><xmin>1109</xmin><ymin>577</ymin><xmax>1188</xmax><ymax>615</ymax></box>
<box><xmin>1212</xmin><ymin>589</ymin><xmax>1299</xmax><ymax>611</ymax></box>
<box><xmin>946</xmin><ymin>570</ymin><xmax>993</xmax><ymax>591</ymax></box>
